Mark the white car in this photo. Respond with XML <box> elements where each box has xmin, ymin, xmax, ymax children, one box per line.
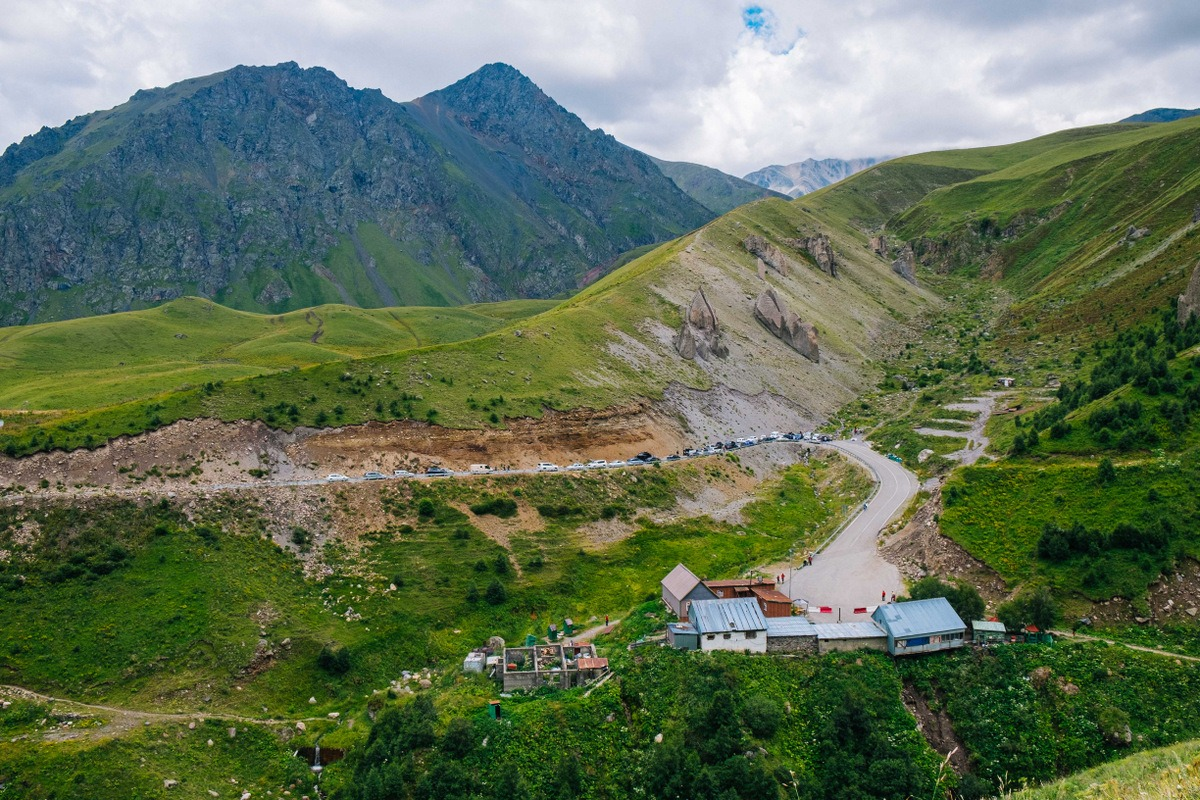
<box><xmin>586</xmin><ymin>459</ymin><xmax>608</xmax><ymax>469</ymax></box>
<box><xmin>566</xmin><ymin>462</ymin><xmax>586</xmax><ymax>471</ymax></box>
<box><xmin>468</xmin><ymin>464</ymin><xmax>495</xmax><ymax>474</ymax></box>
<box><xmin>326</xmin><ymin>473</ymin><xmax>350</xmax><ymax>482</ymax></box>
<box><xmin>393</xmin><ymin>469</ymin><xmax>415</xmax><ymax>477</ymax></box>
<box><xmin>536</xmin><ymin>462</ymin><xmax>559</xmax><ymax>472</ymax></box>
<box><xmin>608</xmin><ymin>459</ymin><xmax>627</xmax><ymax>468</ymax></box>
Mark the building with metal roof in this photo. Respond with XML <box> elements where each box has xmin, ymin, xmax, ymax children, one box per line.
<box><xmin>764</xmin><ymin>616</ymin><xmax>817</xmax><ymax>654</ymax></box>
<box><xmin>661</xmin><ymin>563</ymin><xmax>717</xmax><ymax>621</ymax></box>
<box><xmin>972</xmin><ymin>619</ymin><xmax>1007</xmax><ymax>644</ymax></box>
<box><xmin>689</xmin><ymin>598</ymin><xmax>768</xmax><ymax>653</ymax></box>
<box><xmin>810</xmin><ymin>622</ymin><xmax>888</xmax><ymax>654</ymax></box>
<box><xmin>872</xmin><ymin>598</ymin><xmax>967</xmax><ymax>656</ymax></box>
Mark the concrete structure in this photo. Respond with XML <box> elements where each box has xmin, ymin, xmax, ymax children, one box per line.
<box><xmin>661</xmin><ymin>564</ymin><xmax>717</xmax><ymax>620</ymax></box>
<box><xmin>872</xmin><ymin>598</ymin><xmax>967</xmax><ymax>656</ymax></box>
<box><xmin>972</xmin><ymin>620</ymin><xmax>1007</xmax><ymax>644</ymax></box>
<box><xmin>811</xmin><ymin>622</ymin><xmax>888</xmax><ymax>654</ymax></box>
<box><xmin>666</xmin><ymin>622</ymin><xmax>700</xmax><ymax>651</ymax></box>
<box><xmin>765</xmin><ymin>617</ymin><xmax>817</xmax><ymax>654</ymax></box>
<box><xmin>689</xmin><ymin>598</ymin><xmax>768</xmax><ymax>653</ymax></box>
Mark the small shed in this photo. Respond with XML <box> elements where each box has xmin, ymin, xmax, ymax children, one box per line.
<box><xmin>661</xmin><ymin>563</ymin><xmax>718</xmax><ymax>620</ymax></box>
<box><xmin>811</xmin><ymin>622</ymin><xmax>888</xmax><ymax>654</ymax></box>
<box><xmin>689</xmin><ymin>598</ymin><xmax>768</xmax><ymax>653</ymax></box>
<box><xmin>972</xmin><ymin>619</ymin><xmax>1007</xmax><ymax>644</ymax></box>
<box><xmin>765</xmin><ymin>616</ymin><xmax>817</xmax><ymax>654</ymax></box>
<box><xmin>872</xmin><ymin>597</ymin><xmax>967</xmax><ymax>656</ymax></box>
<box><xmin>750</xmin><ymin>585</ymin><xmax>794</xmax><ymax>618</ymax></box>
<box><xmin>666</xmin><ymin>622</ymin><xmax>700</xmax><ymax>651</ymax></box>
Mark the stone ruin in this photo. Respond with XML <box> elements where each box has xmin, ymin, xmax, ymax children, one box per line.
<box><xmin>753</xmin><ymin>288</ymin><xmax>819</xmax><ymax>363</ymax></box>
<box><xmin>676</xmin><ymin>288</ymin><xmax>729</xmax><ymax>360</ymax></box>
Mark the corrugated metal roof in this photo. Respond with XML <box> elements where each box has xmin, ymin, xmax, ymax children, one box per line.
<box><xmin>690</xmin><ymin>598</ymin><xmax>767</xmax><ymax>634</ymax></box>
<box><xmin>972</xmin><ymin>620</ymin><xmax>1006</xmax><ymax>633</ymax></box>
<box><xmin>576</xmin><ymin>657</ymin><xmax>608</xmax><ymax>670</ymax></box>
<box><xmin>661</xmin><ymin>563</ymin><xmax>702</xmax><ymax>600</ymax></box>
<box><xmin>667</xmin><ymin>622</ymin><xmax>697</xmax><ymax>634</ymax></box>
<box><xmin>811</xmin><ymin>622</ymin><xmax>886</xmax><ymax>640</ymax></box>
<box><xmin>705</xmin><ymin>579</ymin><xmax>770</xmax><ymax>588</ymax></box>
<box><xmin>873</xmin><ymin>598</ymin><xmax>966</xmax><ymax>638</ymax></box>
<box><xmin>765</xmin><ymin>617</ymin><xmax>816</xmax><ymax>637</ymax></box>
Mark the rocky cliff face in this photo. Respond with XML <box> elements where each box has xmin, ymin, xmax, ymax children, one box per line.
<box><xmin>0</xmin><ymin>62</ymin><xmax>713</xmax><ymax>324</ymax></box>
<box><xmin>753</xmin><ymin>288</ymin><xmax>819</xmax><ymax>363</ymax></box>
<box><xmin>783</xmin><ymin>234</ymin><xmax>838</xmax><ymax>277</ymax></box>
<box><xmin>676</xmin><ymin>288</ymin><xmax>728</xmax><ymax>360</ymax></box>
<box><xmin>1178</xmin><ymin>261</ymin><xmax>1200</xmax><ymax>325</ymax></box>
<box><xmin>892</xmin><ymin>245</ymin><xmax>918</xmax><ymax>285</ymax></box>
<box><xmin>743</xmin><ymin>235</ymin><xmax>794</xmax><ymax>277</ymax></box>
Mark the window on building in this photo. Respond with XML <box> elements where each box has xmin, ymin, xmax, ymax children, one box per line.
<box><xmin>723</xmin><ymin>633</ymin><xmax>731</xmax><ymax>639</ymax></box>
<box><xmin>706</xmin><ymin>634</ymin><xmax>715</xmax><ymax>640</ymax></box>
<box><xmin>745</xmin><ymin>631</ymin><xmax>758</xmax><ymax>639</ymax></box>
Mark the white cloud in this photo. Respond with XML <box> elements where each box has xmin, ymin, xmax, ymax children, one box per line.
<box><xmin>0</xmin><ymin>1</ymin><xmax>1197</xmax><ymax>177</ymax></box>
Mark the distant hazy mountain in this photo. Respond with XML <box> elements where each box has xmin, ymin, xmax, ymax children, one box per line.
<box><xmin>1120</xmin><ymin>108</ymin><xmax>1200</xmax><ymax>123</ymax></box>
<box><xmin>651</xmin><ymin>157</ymin><xmax>787</xmax><ymax>215</ymax></box>
<box><xmin>0</xmin><ymin>62</ymin><xmax>713</xmax><ymax>324</ymax></box>
<box><xmin>743</xmin><ymin>157</ymin><xmax>883</xmax><ymax>198</ymax></box>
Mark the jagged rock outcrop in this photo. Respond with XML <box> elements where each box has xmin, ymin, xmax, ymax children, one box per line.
<box><xmin>869</xmin><ymin>235</ymin><xmax>888</xmax><ymax>258</ymax></box>
<box><xmin>676</xmin><ymin>288</ymin><xmax>728</xmax><ymax>360</ymax></box>
<box><xmin>781</xmin><ymin>234</ymin><xmax>838</xmax><ymax>277</ymax></box>
<box><xmin>1178</xmin><ymin>261</ymin><xmax>1200</xmax><ymax>325</ymax></box>
<box><xmin>753</xmin><ymin>288</ymin><xmax>819</xmax><ymax>363</ymax></box>
<box><xmin>891</xmin><ymin>245</ymin><xmax>917</xmax><ymax>285</ymax></box>
<box><xmin>742</xmin><ymin>235</ymin><xmax>794</xmax><ymax>277</ymax></box>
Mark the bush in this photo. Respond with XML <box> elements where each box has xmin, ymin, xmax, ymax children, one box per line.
<box><xmin>907</xmin><ymin>576</ymin><xmax>985</xmax><ymax>622</ymax></box>
<box><xmin>417</xmin><ymin>498</ymin><xmax>436</xmax><ymax>520</ymax></box>
<box><xmin>741</xmin><ymin>695</ymin><xmax>783</xmax><ymax>739</ymax></box>
<box><xmin>317</xmin><ymin>644</ymin><xmax>352</xmax><ymax>676</ymax></box>
<box><xmin>484</xmin><ymin>579</ymin><xmax>507</xmax><ymax>605</ymax></box>
<box><xmin>469</xmin><ymin>497</ymin><xmax>517</xmax><ymax>518</ymax></box>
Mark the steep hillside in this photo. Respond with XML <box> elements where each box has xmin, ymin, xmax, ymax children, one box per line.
<box><xmin>0</xmin><ymin>195</ymin><xmax>933</xmax><ymax>459</ymax></box>
<box><xmin>0</xmin><ymin>62</ymin><xmax>712</xmax><ymax>325</ymax></box>
<box><xmin>744</xmin><ymin>156</ymin><xmax>882</xmax><ymax>197</ymax></box>
<box><xmin>651</xmin><ymin>156</ymin><xmax>787</xmax><ymax>214</ymax></box>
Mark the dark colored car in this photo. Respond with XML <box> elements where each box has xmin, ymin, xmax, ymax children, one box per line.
<box><xmin>425</xmin><ymin>466</ymin><xmax>452</xmax><ymax>477</ymax></box>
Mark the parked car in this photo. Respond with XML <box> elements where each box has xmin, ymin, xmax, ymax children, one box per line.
<box><xmin>665</xmin><ymin>454</ymin><xmax>682</xmax><ymax>462</ymax></box>
<box><xmin>363</xmin><ymin>471</ymin><xmax>386</xmax><ymax>480</ymax></box>
<box><xmin>586</xmin><ymin>459</ymin><xmax>608</xmax><ymax>469</ymax></box>
<box><xmin>468</xmin><ymin>464</ymin><xmax>495</xmax><ymax>474</ymax></box>
<box><xmin>630</xmin><ymin>451</ymin><xmax>659</xmax><ymax>464</ymax></box>
<box><xmin>886</xmin><ymin>453</ymin><xmax>904</xmax><ymax>463</ymax></box>
<box><xmin>425</xmin><ymin>466</ymin><xmax>452</xmax><ymax>477</ymax></box>
<box><xmin>566</xmin><ymin>463</ymin><xmax>586</xmax><ymax>471</ymax></box>
<box><xmin>393</xmin><ymin>469</ymin><xmax>416</xmax><ymax>478</ymax></box>
<box><xmin>608</xmin><ymin>459</ymin><xmax>627</xmax><ymax>467</ymax></box>
<box><xmin>536</xmin><ymin>462</ymin><xmax>559</xmax><ymax>472</ymax></box>
<box><xmin>326</xmin><ymin>473</ymin><xmax>350</xmax><ymax>482</ymax></box>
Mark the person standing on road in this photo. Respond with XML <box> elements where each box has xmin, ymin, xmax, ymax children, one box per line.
<box><xmin>881</xmin><ymin>589</ymin><xmax>886</xmax><ymax>602</ymax></box>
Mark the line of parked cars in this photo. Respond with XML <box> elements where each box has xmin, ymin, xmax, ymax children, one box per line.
<box><xmin>327</xmin><ymin>430</ymin><xmax>834</xmax><ymax>482</ymax></box>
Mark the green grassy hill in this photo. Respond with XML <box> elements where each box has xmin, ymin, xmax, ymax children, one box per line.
<box><xmin>0</xmin><ymin>193</ymin><xmax>933</xmax><ymax>455</ymax></box>
<box><xmin>0</xmin><ymin>296</ymin><xmax>555</xmax><ymax>412</ymax></box>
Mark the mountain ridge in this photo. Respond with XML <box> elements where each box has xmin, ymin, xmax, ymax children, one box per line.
<box><xmin>0</xmin><ymin>61</ymin><xmax>713</xmax><ymax>325</ymax></box>
<box><xmin>744</xmin><ymin>156</ymin><xmax>884</xmax><ymax>197</ymax></box>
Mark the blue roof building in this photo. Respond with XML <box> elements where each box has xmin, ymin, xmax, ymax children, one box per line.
<box><xmin>689</xmin><ymin>598</ymin><xmax>768</xmax><ymax>653</ymax></box>
<box><xmin>871</xmin><ymin>597</ymin><xmax>967</xmax><ymax>656</ymax></box>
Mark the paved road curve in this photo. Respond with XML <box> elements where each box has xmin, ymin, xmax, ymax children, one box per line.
<box><xmin>785</xmin><ymin>440</ymin><xmax>918</xmax><ymax>622</ymax></box>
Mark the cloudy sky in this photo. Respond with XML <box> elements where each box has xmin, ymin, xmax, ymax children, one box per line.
<box><xmin>1</xmin><ymin>1</ymin><xmax>1198</xmax><ymax>176</ymax></box>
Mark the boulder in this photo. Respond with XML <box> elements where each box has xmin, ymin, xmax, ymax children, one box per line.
<box><xmin>742</xmin><ymin>235</ymin><xmax>794</xmax><ymax>276</ymax></box>
<box><xmin>1178</xmin><ymin>261</ymin><xmax>1200</xmax><ymax>325</ymax></box>
<box><xmin>892</xmin><ymin>245</ymin><xmax>917</xmax><ymax>285</ymax></box>
<box><xmin>676</xmin><ymin>288</ymin><xmax>729</xmax><ymax>360</ymax></box>
<box><xmin>753</xmin><ymin>289</ymin><xmax>819</xmax><ymax>363</ymax></box>
<box><xmin>780</xmin><ymin>234</ymin><xmax>838</xmax><ymax>276</ymax></box>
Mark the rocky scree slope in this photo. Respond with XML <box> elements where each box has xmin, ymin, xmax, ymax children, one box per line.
<box><xmin>0</xmin><ymin>62</ymin><xmax>712</xmax><ymax>325</ymax></box>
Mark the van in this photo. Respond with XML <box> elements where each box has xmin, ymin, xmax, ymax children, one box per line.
<box><xmin>536</xmin><ymin>462</ymin><xmax>559</xmax><ymax>472</ymax></box>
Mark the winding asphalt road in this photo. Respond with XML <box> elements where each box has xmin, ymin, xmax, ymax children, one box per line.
<box><xmin>785</xmin><ymin>440</ymin><xmax>918</xmax><ymax>622</ymax></box>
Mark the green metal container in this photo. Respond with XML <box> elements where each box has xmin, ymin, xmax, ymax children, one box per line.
<box><xmin>548</xmin><ymin>623</ymin><xmax>558</xmax><ymax>642</ymax></box>
<box><xmin>524</xmin><ymin>633</ymin><xmax>537</xmax><ymax>647</ymax></box>
<box><xmin>564</xmin><ymin>618</ymin><xmax>574</xmax><ymax>636</ymax></box>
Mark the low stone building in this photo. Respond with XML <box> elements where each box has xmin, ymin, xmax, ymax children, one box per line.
<box><xmin>690</xmin><ymin>598</ymin><xmax>768</xmax><ymax>653</ymax></box>
<box><xmin>765</xmin><ymin>617</ymin><xmax>817</xmax><ymax>654</ymax></box>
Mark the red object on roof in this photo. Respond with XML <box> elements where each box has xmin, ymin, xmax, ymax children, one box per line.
<box><xmin>576</xmin><ymin>657</ymin><xmax>608</xmax><ymax>670</ymax></box>
<box><xmin>1025</xmin><ymin>625</ymin><xmax>1040</xmax><ymax>633</ymax></box>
